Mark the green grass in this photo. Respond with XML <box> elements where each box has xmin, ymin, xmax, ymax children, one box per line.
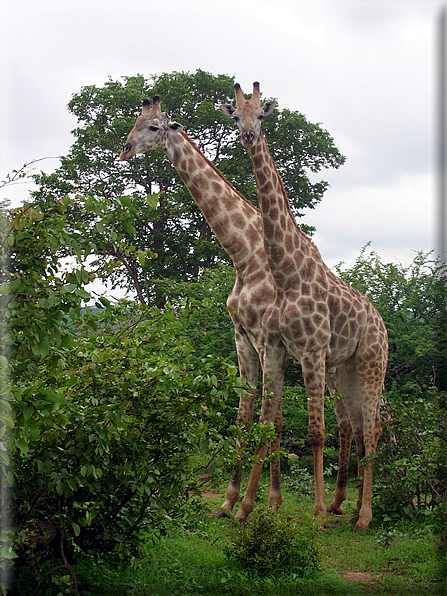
<box><xmin>76</xmin><ymin>532</ymin><xmax>352</xmax><ymax>596</ymax></box>
<box><xmin>318</xmin><ymin>512</ymin><xmax>441</xmax><ymax>595</ymax></box>
<box><xmin>74</xmin><ymin>475</ymin><xmax>444</xmax><ymax>596</ymax></box>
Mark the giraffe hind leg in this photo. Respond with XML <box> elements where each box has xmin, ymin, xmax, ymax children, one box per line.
<box><xmin>328</xmin><ymin>398</ymin><xmax>353</xmax><ymax>515</ymax></box>
<box><xmin>354</xmin><ymin>395</ymin><xmax>382</xmax><ymax>531</ymax></box>
<box><xmin>332</xmin><ymin>363</ymin><xmax>384</xmax><ymax>531</ymax></box>
<box><xmin>326</xmin><ymin>361</ymin><xmax>361</xmax><ymax>517</ymax></box>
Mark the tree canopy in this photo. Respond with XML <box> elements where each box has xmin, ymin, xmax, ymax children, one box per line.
<box><xmin>32</xmin><ymin>70</ymin><xmax>345</xmax><ymax>305</ymax></box>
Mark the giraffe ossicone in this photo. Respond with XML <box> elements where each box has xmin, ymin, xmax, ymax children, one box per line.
<box><xmin>222</xmin><ymin>82</ymin><xmax>388</xmax><ymax>531</ymax></box>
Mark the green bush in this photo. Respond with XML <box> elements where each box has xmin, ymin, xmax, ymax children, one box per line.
<box><xmin>0</xmin><ymin>196</ymin><xmax>250</xmax><ymax>593</ymax></box>
<box><xmin>224</xmin><ymin>508</ymin><xmax>320</xmax><ymax>578</ymax></box>
<box><xmin>372</xmin><ymin>383</ymin><xmax>445</xmax><ymax>525</ymax></box>
<box><xmin>7</xmin><ymin>300</ymin><xmax>247</xmax><ymax>593</ymax></box>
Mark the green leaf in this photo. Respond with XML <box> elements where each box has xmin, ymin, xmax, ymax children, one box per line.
<box><xmin>119</xmin><ymin>195</ymin><xmax>132</xmax><ymax>207</ymax></box>
<box><xmin>17</xmin><ymin>437</ymin><xmax>28</xmax><ymax>456</ymax></box>
<box><xmin>44</xmin><ymin>390</ymin><xmax>64</xmax><ymax>404</ymax></box>
<box><xmin>23</xmin><ymin>406</ymin><xmax>34</xmax><ymax>422</ymax></box>
<box><xmin>122</xmin><ymin>222</ymin><xmax>136</xmax><ymax>235</ymax></box>
<box><xmin>62</xmin><ymin>335</ymin><xmax>76</xmax><ymax>349</ymax></box>
<box><xmin>0</xmin><ymin>355</ymin><xmax>10</xmax><ymax>370</ymax></box>
<box><xmin>56</xmin><ymin>413</ymin><xmax>69</xmax><ymax>427</ymax></box>
<box><xmin>29</xmin><ymin>420</ymin><xmax>40</xmax><ymax>440</ymax></box>
<box><xmin>146</xmin><ymin>193</ymin><xmax>159</xmax><ymax>210</ymax></box>
<box><xmin>137</xmin><ymin>250</ymin><xmax>146</xmax><ymax>267</ymax></box>
<box><xmin>0</xmin><ymin>451</ymin><xmax>10</xmax><ymax>465</ymax></box>
<box><xmin>2</xmin><ymin>413</ymin><xmax>14</xmax><ymax>430</ymax></box>
<box><xmin>1</xmin><ymin>545</ymin><xmax>18</xmax><ymax>560</ymax></box>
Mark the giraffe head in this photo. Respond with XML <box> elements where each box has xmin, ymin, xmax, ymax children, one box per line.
<box><xmin>119</xmin><ymin>95</ymin><xmax>183</xmax><ymax>160</ymax></box>
<box><xmin>221</xmin><ymin>82</ymin><xmax>276</xmax><ymax>148</ymax></box>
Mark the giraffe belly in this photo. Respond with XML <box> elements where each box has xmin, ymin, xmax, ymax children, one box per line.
<box><xmin>325</xmin><ymin>338</ymin><xmax>360</xmax><ymax>367</ymax></box>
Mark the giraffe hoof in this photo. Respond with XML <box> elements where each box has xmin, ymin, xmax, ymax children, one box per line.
<box><xmin>328</xmin><ymin>506</ymin><xmax>343</xmax><ymax>515</ymax></box>
<box><xmin>268</xmin><ymin>500</ymin><xmax>282</xmax><ymax>513</ymax></box>
<box><xmin>235</xmin><ymin>509</ymin><xmax>251</xmax><ymax>523</ymax></box>
<box><xmin>354</xmin><ymin>524</ymin><xmax>371</xmax><ymax>533</ymax></box>
<box><xmin>215</xmin><ymin>509</ymin><xmax>231</xmax><ymax>519</ymax></box>
<box><xmin>235</xmin><ymin>502</ymin><xmax>253</xmax><ymax>521</ymax></box>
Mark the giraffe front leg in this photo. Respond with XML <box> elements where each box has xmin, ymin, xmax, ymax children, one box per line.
<box><xmin>237</xmin><ymin>344</ymin><xmax>286</xmax><ymax>520</ymax></box>
<box><xmin>302</xmin><ymin>352</ymin><xmax>327</xmax><ymax>517</ymax></box>
<box><xmin>266</xmin><ymin>342</ymin><xmax>287</xmax><ymax>513</ymax></box>
<box><xmin>217</xmin><ymin>334</ymin><xmax>259</xmax><ymax>518</ymax></box>
<box><xmin>268</xmin><ymin>400</ymin><xmax>283</xmax><ymax>512</ymax></box>
<box><xmin>309</xmin><ymin>422</ymin><xmax>326</xmax><ymax>517</ymax></box>
<box><xmin>236</xmin><ymin>451</ymin><xmax>266</xmax><ymax>520</ymax></box>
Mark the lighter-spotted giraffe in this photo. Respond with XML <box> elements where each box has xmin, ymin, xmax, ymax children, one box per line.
<box><xmin>222</xmin><ymin>83</ymin><xmax>388</xmax><ymax>530</ymax></box>
<box><xmin>120</xmin><ymin>95</ymin><xmax>291</xmax><ymax>517</ymax></box>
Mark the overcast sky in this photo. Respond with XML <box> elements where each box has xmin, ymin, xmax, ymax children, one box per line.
<box><xmin>1</xmin><ymin>0</ymin><xmax>445</xmax><ymax>275</ymax></box>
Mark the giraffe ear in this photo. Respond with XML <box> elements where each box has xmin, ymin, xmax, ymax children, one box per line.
<box><xmin>167</xmin><ymin>121</ymin><xmax>184</xmax><ymax>133</ymax></box>
<box><xmin>262</xmin><ymin>100</ymin><xmax>277</xmax><ymax>116</ymax></box>
<box><xmin>220</xmin><ymin>104</ymin><xmax>235</xmax><ymax>117</ymax></box>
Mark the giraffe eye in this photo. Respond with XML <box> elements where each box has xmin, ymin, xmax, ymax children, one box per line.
<box><xmin>233</xmin><ymin>115</ymin><xmax>239</xmax><ymax>122</ymax></box>
<box><xmin>259</xmin><ymin>114</ymin><xmax>264</xmax><ymax>120</ymax></box>
<box><xmin>149</xmin><ymin>125</ymin><xmax>159</xmax><ymax>132</ymax></box>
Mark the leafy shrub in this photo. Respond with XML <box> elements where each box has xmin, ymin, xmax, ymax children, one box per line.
<box><xmin>0</xmin><ymin>196</ymin><xmax>248</xmax><ymax>593</ymax></box>
<box><xmin>281</xmin><ymin>455</ymin><xmax>315</xmax><ymax>496</ymax></box>
<box><xmin>7</xmin><ymin>301</ymin><xmax>246</xmax><ymax>593</ymax></box>
<box><xmin>372</xmin><ymin>383</ymin><xmax>445</xmax><ymax>525</ymax></box>
<box><xmin>224</xmin><ymin>508</ymin><xmax>320</xmax><ymax>578</ymax></box>
<box><xmin>282</xmin><ymin>454</ymin><xmax>337</xmax><ymax>498</ymax></box>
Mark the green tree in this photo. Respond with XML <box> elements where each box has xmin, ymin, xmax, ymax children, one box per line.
<box><xmin>373</xmin><ymin>383</ymin><xmax>444</xmax><ymax>523</ymax></box>
<box><xmin>32</xmin><ymin>70</ymin><xmax>345</xmax><ymax>306</ymax></box>
<box><xmin>156</xmin><ymin>263</ymin><xmax>238</xmax><ymax>364</ymax></box>
<box><xmin>335</xmin><ymin>246</ymin><xmax>446</xmax><ymax>391</ymax></box>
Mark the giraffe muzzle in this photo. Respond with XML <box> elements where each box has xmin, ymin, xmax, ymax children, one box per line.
<box><xmin>119</xmin><ymin>143</ymin><xmax>136</xmax><ymax>160</ymax></box>
<box><xmin>242</xmin><ymin>131</ymin><xmax>255</xmax><ymax>146</ymax></box>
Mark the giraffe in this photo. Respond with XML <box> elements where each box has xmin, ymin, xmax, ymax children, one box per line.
<box><xmin>119</xmin><ymin>95</ymin><xmax>291</xmax><ymax>517</ymax></box>
<box><xmin>222</xmin><ymin>82</ymin><xmax>388</xmax><ymax>530</ymax></box>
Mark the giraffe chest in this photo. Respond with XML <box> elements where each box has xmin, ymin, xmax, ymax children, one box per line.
<box><xmin>277</xmin><ymin>292</ymin><xmax>367</xmax><ymax>365</ymax></box>
<box><xmin>278</xmin><ymin>297</ymin><xmax>332</xmax><ymax>355</ymax></box>
<box><xmin>227</xmin><ymin>264</ymin><xmax>275</xmax><ymax>352</ymax></box>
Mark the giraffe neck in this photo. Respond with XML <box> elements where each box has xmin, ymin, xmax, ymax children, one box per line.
<box><xmin>248</xmin><ymin>132</ymin><xmax>315</xmax><ymax>287</ymax></box>
<box><xmin>165</xmin><ymin>131</ymin><xmax>262</xmax><ymax>271</ymax></box>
